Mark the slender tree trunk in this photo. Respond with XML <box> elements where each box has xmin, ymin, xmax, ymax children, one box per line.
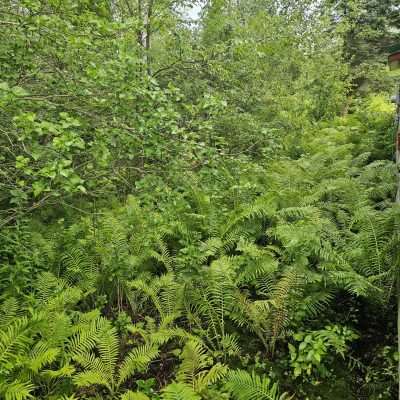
<box><xmin>144</xmin><ymin>0</ymin><xmax>154</xmax><ymax>74</ymax></box>
<box><xmin>137</xmin><ymin>0</ymin><xmax>144</xmax><ymax>47</ymax></box>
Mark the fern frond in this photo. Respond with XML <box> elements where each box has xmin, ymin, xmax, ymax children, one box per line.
<box><xmin>0</xmin><ymin>316</ymin><xmax>31</xmax><ymax>370</ymax></box>
<box><xmin>221</xmin><ymin>333</ymin><xmax>241</xmax><ymax>356</ymax></box>
<box><xmin>225</xmin><ymin>370</ymin><xmax>290</xmax><ymax>400</ymax></box>
<box><xmin>34</xmin><ymin>272</ymin><xmax>67</xmax><ymax>304</ymax></box>
<box><xmin>194</xmin><ymin>362</ymin><xmax>228</xmax><ymax>392</ymax></box>
<box><xmin>68</xmin><ymin>316</ymin><xmax>109</xmax><ymax>358</ymax></box>
<box><xmin>120</xmin><ymin>391</ymin><xmax>150</xmax><ymax>400</ymax></box>
<box><xmin>327</xmin><ymin>270</ymin><xmax>378</xmax><ymax>296</ymax></box>
<box><xmin>118</xmin><ymin>344</ymin><xmax>159</xmax><ymax>385</ymax></box>
<box><xmin>149</xmin><ymin>327</ymin><xmax>193</xmax><ymax>346</ymax></box>
<box><xmin>151</xmin><ymin>240</ymin><xmax>174</xmax><ymax>273</ymax></box>
<box><xmin>161</xmin><ymin>382</ymin><xmax>201</xmax><ymax>400</ymax></box>
<box><xmin>0</xmin><ymin>297</ymin><xmax>19</xmax><ymax>326</ymax></box>
<box><xmin>0</xmin><ymin>380</ymin><xmax>35</xmax><ymax>400</ymax></box>
<box><xmin>61</xmin><ymin>246</ymin><xmax>97</xmax><ymax>290</ymax></box>
<box><xmin>73</xmin><ymin>370</ymin><xmax>111</xmax><ymax>390</ymax></box>
<box><xmin>300</xmin><ymin>291</ymin><xmax>334</xmax><ymax>318</ymax></box>
<box><xmin>41</xmin><ymin>363</ymin><xmax>75</xmax><ymax>379</ymax></box>
<box><xmin>27</xmin><ymin>341</ymin><xmax>59</xmax><ymax>373</ymax></box>
<box><xmin>177</xmin><ymin>340</ymin><xmax>209</xmax><ymax>386</ymax></box>
<box><xmin>98</xmin><ymin>326</ymin><xmax>119</xmax><ymax>386</ymax></box>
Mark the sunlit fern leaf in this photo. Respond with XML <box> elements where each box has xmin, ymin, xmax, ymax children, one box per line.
<box><xmin>95</xmin><ymin>216</ymin><xmax>130</xmax><ymax>280</ymax></box>
<box><xmin>222</xmin><ymin>229</ymin><xmax>245</xmax><ymax>253</ymax></box>
<box><xmin>118</xmin><ymin>344</ymin><xmax>159</xmax><ymax>385</ymax></box>
<box><xmin>98</xmin><ymin>326</ymin><xmax>119</xmax><ymax>385</ymax></box>
<box><xmin>120</xmin><ymin>391</ymin><xmax>150</xmax><ymax>400</ymax></box>
<box><xmin>149</xmin><ymin>327</ymin><xmax>192</xmax><ymax>346</ymax></box>
<box><xmin>73</xmin><ymin>370</ymin><xmax>111</xmax><ymax>391</ymax></box>
<box><xmin>186</xmin><ymin>259</ymin><xmax>238</xmax><ymax>351</ymax></box>
<box><xmin>230</xmin><ymin>292</ymin><xmax>255</xmax><ymax>330</ymax></box>
<box><xmin>237</xmin><ymin>258</ymin><xmax>278</xmax><ymax>285</ymax></box>
<box><xmin>68</xmin><ymin>316</ymin><xmax>109</xmax><ymax>358</ymax></box>
<box><xmin>276</xmin><ymin>205</ymin><xmax>322</xmax><ymax>220</ymax></box>
<box><xmin>348</xmin><ymin>207</ymin><xmax>397</xmax><ymax>293</ymax></box>
<box><xmin>271</xmin><ymin>267</ymin><xmax>300</xmax><ymax>303</ymax></box>
<box><xmin>161</xmin><ymin>382</ymin><xmax>201</xmax><ymax>400</ymax></box>
<box><xmin>130</xmin><ymin>278</ymin><xmax>159</xmax><ymax>310</ymax></box>
<box><xmin>317</xmin><ymin>242</ymin><xmax>349</xmax><ymax>266</ymax></box>
<box><xmin>159</xmin><ymin>313</ymin><xmax>182</xmax><ymax>330</ymax></box>
<box><xmin>225</xmin><ymin>370</ymin><xmax>291</xmax><ymax>400</ymax></box>
<box><xmin>41</xmin><ymin>363</ymin><xmax>75</xmax><ymax>379</ymax></box>
<box><xmin>73</xmin><ymin>351</ymin><xmax>105</xmax><ymax>375</ymax></box>
<box><xmin>253</xmin><ymin>299</ymin><xmax>273</xmax><ymax>316</ymax></box>
<box><xmin>26</xmin><ymin>341</ymin><xmax>59</xmax><ymax>374</ymax></box>
<box><xmin>230</xmin><ymin>293</ymin><xmax>272</xmax><ymax>350</ymax></box>
<box><xmin>39</xmin><ymin>312</ymin><xmax>73</xmax><ymax>348</ymax></box>
<box><xmin>0</xmin><ymin>380</ymin><xmax>35</xmax><ymax>400</ymax></box>
<box><xmin>72</xmin><ymin>309</ymin><xmax>101</xmax><ymax>328</ymax></box>
<box><xmin>0</xmin><ymin>316</ymin><xmax>31</xmax><ymax>370</ymax></box>
<box><xmin>197</xmin><ymin>289</ymin><xmax>222</xmax><ymax>346</ymax></box>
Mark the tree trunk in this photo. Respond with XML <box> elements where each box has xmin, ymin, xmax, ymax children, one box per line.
<box><xmin>145</xmin><ymin>0</ymin><xmax>154</xmax><ymax>74</ymax></box>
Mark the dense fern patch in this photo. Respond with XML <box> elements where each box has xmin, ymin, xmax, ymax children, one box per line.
<box><xmin>0</xmin><ymin>1</ymin><xmax>399</xmax><ymax>399</ymax></box>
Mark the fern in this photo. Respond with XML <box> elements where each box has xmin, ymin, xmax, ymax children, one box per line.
<box><xmin>225</xmin><ymin>370</ymin><xmax>291</xmax><ymax>400</ymax></box>
<box><xmin>0</xmin><ymin>297</ymin><xmax>19</xmax><ymax>326</ymax></box>
<box><xmin>61</xmin><ymin>246</ymin><xmax>97</xmax><ymax>291</ymax></box>
<box><xmin>176</xmin><ymin>340</ymin><xmax>209</xmax><ymax>386</ymax></box>
<box><xmin>0</xmin><ymin>380</ymin><xmax>35</xmax><ymax>400</ymax></box>
<box><xmin>120</xmin><ymin>391</ymin><xmax>150</xmax><ymax>400</ymax></box>
<box><xmin>161</xmin><ymin>382</ymin><xmax>201</xmax><ymax>400</ymax></box>
<box><xmin>25</xmin><ymin>341</ymin><xmax>60</xmax><ymax>374</ymax></box>
<box><xmin>0</xmin><ymin>316</ymin><xmax>31</xmax><ymax>370</ymax></box>
<box><xmin>118</xmin><ymin>344</ymin><xmax>159</xmax><ymax>384</ymax></box>
<box><xmin>70</xmin><ymin>316</ymin><xmax>159</xmax><ymax>396</ymax></box>
<box><xmin>130</xmin><ymin>273</ymin><xmax>183</xmax><ymax>325</ymax></box>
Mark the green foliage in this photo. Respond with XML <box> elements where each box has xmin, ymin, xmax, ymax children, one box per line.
<box><xmin>161</xmin><ymin>382</ymin><xmax>200</xmax><ymax>400</ymax></box>
<box><xmin>0</xmin><ymin>1</ymin><xmax>398</xmax><ymax>399</ymax></box>
<box><xmin>121</xmin><ymin>391</ymin><xmax>151</xmax><ymax>400</ymax></box>
<box><xmin>225</xmin><ymin>370</ymin><xmax>291</xmax><ymax>400</ymax></box>
<box><xmin>70</xmin><ymin>316</ymin><xmax>159</xmax><ymax>396</ymax></box>
<box><xmin>0</xmin><ymin>273</ymin><xmax>79</xmax><ymax>400</ymax></box>
<box><xmin>289</xmin><ymin>325</ymin><xmax>358</xmax><ymax>380</ymax></box>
